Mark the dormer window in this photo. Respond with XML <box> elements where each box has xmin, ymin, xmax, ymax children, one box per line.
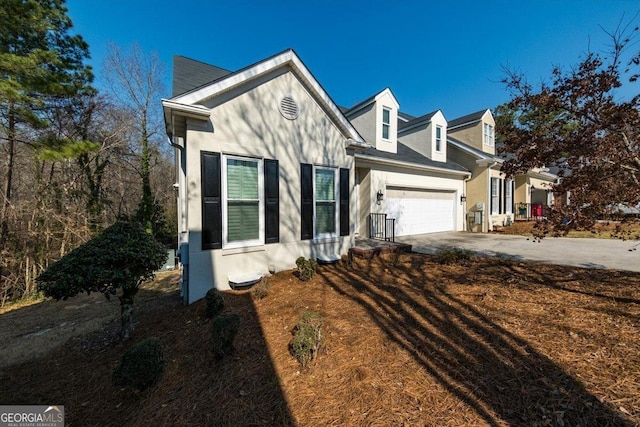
<box><xmin>483</xmin><ymin>123</ymin><xmax>495</xmax><ymax>146</ymax></box>
<box><xmin>382</xmin><ymin>107</ymin><xmax>391</xmax><ymax>140</ymax></box>
<box><xmin>435</xmin><ymin>125</ymin><xmax>442</xmax><ymax>152</ymax></box>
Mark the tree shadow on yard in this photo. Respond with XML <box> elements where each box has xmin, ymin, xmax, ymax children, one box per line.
<box><xmin>318</xmin><ymin>255</ymin><xmax>634</xmax><ymax>426</ymax></box>
<box><xmin>0</xmin><ymin>276</ymin><xmax>294</xmax><ymax>426</ymax></box>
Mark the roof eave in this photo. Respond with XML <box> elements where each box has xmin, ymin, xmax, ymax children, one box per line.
<box><xmin>355</xmin><ymin>153</ymin><xmax>471</xmax><ymax>177</ymax></box>
<box><xmin>170</xmin><ymin>50</ymin><xmax>365</xmax><ymax>144</ymax></box>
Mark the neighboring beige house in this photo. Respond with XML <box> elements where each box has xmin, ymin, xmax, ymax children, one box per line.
<box><xmin>447</xmin><ymin>109</ymin><xmax>557</xmax><ymax>232</ymax></box>
<box><xmin>344</xmin><ymin>89</ymin><xmax>470</xmax><ymax>238</ymax></box>
<box><xmin>162</xmin><ymin>50</ymin><xmax>368</xmax><ymax>303</ymax></box>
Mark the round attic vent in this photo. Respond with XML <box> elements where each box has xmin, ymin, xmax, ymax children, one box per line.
<box><xmin>279</xmin><ymin>96</ymin><xmax>299</xmax><ymax>120</ymax></box>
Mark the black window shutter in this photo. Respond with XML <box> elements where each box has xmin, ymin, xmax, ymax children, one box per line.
<box><xmin>300</xmin><ymin>163</ymin><xmax>313</xmax><ymax>240</ymax></box>
<box><xmin>201</xmin><ymin>152</ymin><xmax>222</xmax><ymax>250</ymax></box>
<box><xmin>499</xmin><ymin>179</ymin><xmax>503</xmax><ymax>214</ymax></box>
<box><xmin>339</xmin><ymin>168</ymin><xmax>349</xmax><ymax>236</ymax></box>
<box><xmin>264</xmin><ymin>159</ymin><xmax>279</xmax><ymax>244</ymax></box>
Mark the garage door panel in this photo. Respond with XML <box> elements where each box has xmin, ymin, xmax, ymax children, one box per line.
<box><xmin>386</xmin><ymin>188</ymin><xmax>455</xmax><ymax>236</ymax></box>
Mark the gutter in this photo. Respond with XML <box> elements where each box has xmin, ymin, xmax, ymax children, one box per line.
<box><xmin>355</xmin><ymin>153</ymin><xmax>471</xmax><ymax>178</ymax></box>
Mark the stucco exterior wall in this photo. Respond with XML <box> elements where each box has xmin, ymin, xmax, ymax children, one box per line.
<box><xmin>449</xmin><ymin>111</ymin><xmax>495</xmax><ymax>155</ymax></box>
<box><xmin>348</xmin><ymin>103</ymin><xmax>376</xmax><ymax>147</ymax></box>
<box><xmin>183</xmin><ymin>68</ymin><xmax>355</xmax><ymax>301</ymax></box>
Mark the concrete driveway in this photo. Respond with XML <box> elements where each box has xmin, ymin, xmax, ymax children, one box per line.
<box><xmin>397</xmin><ymin>232</ymin><xmax>640</xmax><ymax>272</ymax></box>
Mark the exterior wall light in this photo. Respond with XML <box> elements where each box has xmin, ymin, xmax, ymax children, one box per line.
<box><xmin>460</xmin><ymin>194</ymin><xmax>467</xmax><ymax>204</ymax></box>
<box><xmin>376</xmin><ymin>190</ymin><xmax>384</xmax><ymax>205</ymax></box>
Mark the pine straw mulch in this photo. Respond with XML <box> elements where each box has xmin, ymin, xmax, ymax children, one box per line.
<box><xmin>1</xmin><ymin>252</ymin><xmax>639</xmax><ymax>426</ymax></box>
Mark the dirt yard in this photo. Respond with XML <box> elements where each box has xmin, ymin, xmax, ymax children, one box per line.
<box><xmin>1</xmin><ymin>253</ymin><xmax>639</xmax><ymax>426</ymax></box>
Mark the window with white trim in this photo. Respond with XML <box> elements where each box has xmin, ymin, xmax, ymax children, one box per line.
<box><xmin>314</xmin><ymin>167</ymin><xmax>338</xmax><ymax>238</ymax></box>
<box><xmin>222</xmin><ymin>155</ymin><xmax>263</xmax><ymax>248</ymax></box>
<box><xmin>505</xmin><ymin>179</ymin><xmax>513</xmax><ymax>214</ymax></box>
<box><xmin>483</xmin><ymin>123</ymin><xmax>495</xmax><ymax>146</ymax></box>
<box><xmin>382</xmin><ymin>107</ymin><xmax>391</xmax><ymax>140</ymax></box>
<box><xmin>435</xmin><ymin>125</ymin><xmax>442</xmax><ymax>152</ymax></box>
<box><xmin>490</xmin><ymin>177</ymin><xmax>500</xmax><ymax>215</ymax></box>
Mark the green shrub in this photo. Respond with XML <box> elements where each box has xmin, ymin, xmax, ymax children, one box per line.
<box><xmin>250</xmin><ymin>277</ymin><xmax>269</xmax><ymax>300</ymax></box>
<box><xmin>211</xmin><ymin>313</ymin><xmax>240</xmax><ymax>358</ymax></box>
<box><xmin>113</xmin><ymin>337</ymin><xmax>164</xmax><ymax>390</ymax></box>
<box><xmin>205</xmin><ymin>288</ymin><xmax>225</xmax><ymax>318</ymax></box>
<box><xmin>37</xmin><ymin>222</ymin><xmax>168</xmax><ymax>340</ymax></box>
<box><xmin>433</xmin><ymin>247</ymin><xmax>474</xmax><ymax>264</ymax></box>
<box><xmin>295</xmin><ymin>256</ymin><xmax>318</xmax><ymax>281</ymax></box>
<box><xmin>290</xmin><ymin>310</ymin><xmax>324</xmax><ymax>368</ymax></box>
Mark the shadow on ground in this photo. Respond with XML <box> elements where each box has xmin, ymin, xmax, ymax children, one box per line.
<box><xmin>318</xmin><ymin>255</ymin><xmax>634</xmax><ymax>426</ymax></box>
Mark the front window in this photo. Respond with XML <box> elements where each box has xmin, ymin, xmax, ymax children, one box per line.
<box><xmin>490</xmin><ymin>177</ymin><xmax>500</xmax><ymax>215</ymax></box>
<box><xmin>315</xmin><ymin>167</ymin><xmax>338</xmax><ymax>238</ymax></box>
<box><xmin>382</xmin><ymin>107</ymin><xmax>390</xmax><ymax>140</ymax></box>
<box><xmin>223</xmin><ymin>156</ymin><xmax>263</xmax><ymax>247</ymax></box>
<box><xmin>435</xmin><ymin>125</ymin><xmax>442</xmax><ymax>151</ymax></box>
<box><xmin>483</xmin><ymin>123</ymin><xmax>495</xmax><ymax>146</ymax></box>
<box><xmin>505</xmin><ymin>179</ymin><xmax>513</xmax><ymax>214</ymax></box>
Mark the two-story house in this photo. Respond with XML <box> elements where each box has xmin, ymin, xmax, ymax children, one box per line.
<box><xmin>447</xmin><ymin>109</ymin><xmax>557</xmax><ymax>232</ymax></box>
<box><xmin>343</xmin><ymin>89</ymin><xmax>470</xmax><ymax>238</ymax></box>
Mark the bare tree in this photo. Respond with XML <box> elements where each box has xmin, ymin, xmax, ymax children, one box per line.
<box><xmin>103</xmin><ymin>43</ymin><xmax>167</xmax><ymax>235</ymax></box>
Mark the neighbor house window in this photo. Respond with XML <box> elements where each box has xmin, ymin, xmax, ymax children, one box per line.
<box><xmin>483</xmin><ymin>123</ymin><xmax>495</xmax><ymax>146</ymax></box>
<box><xmin>223</xmin><ymin>155</ymin><xmax>263</xmax><ymax>247</ymax></box>
<box><xmin>490</xmin><ymin>177</ymin><xmax>500</xmax><ymax>215</ymax></box>
<box><xmin>435</xmin><ymin>125</ymin><xmax>442</xmax><ymax>152</ymax></box>
<box><xmin>505</xmin><ymin>179</ymin><xmax>513</xmax><ymax>214</ymax></box>
<box><xmin>382</xmin><ymin>107</ymin><xmax>391</xmax><ymax>140</ymax></box>
<box><xmin>314</xmin><ymin>167</ymin><xmax>338</xmax><ymax>238</ymax></box>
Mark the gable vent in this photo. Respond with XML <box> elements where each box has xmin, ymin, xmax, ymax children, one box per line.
<box><xmin>279</xmin><ymin>96</ymin><xmax>299</xmax><ymax>120</ymax></box>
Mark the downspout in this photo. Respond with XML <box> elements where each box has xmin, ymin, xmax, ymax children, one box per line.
<box><xmin>462</xmin><ymin>175</ymin><xmax>471</xmax><ymax>231</ymax></box>
<box><xmin>486</xmin><ymin>162</ymin><xmax>498</xmax><ymax>233</ymax></box>
<box><xmin>167</xmin><ymin>112</ymin><xmax>189</xmax><ymax>304</ymax></box>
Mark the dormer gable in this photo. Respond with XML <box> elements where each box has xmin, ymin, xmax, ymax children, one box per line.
<box><xmin>448</xmin><ymin>108</ymin><xmax>495</xmax><ymax>155</ymax></box>
<box><xmin>397</xmin><ymin>109</ymin><xmax>448</xmax><ymax>162</ymax></box>
<box><xmin>344</xmin><ymin>88</ymin><xmax>399</xmax><ymax>153</ymax></box>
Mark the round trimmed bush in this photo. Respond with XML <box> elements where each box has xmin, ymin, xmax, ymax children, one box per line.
<box><xmin>113</xmin><ymin>337</ymin><xmax>164</xmax><ymax>390</ymax></box>
<box><xmin>211</xmin><ymin>313</ymin><xmax>240</xmax><ymax>358</ymax></box>
<box><xmin>205</xmin><ymin>288</ymin><xmax>225</xmax><ymax>318</ymax></box>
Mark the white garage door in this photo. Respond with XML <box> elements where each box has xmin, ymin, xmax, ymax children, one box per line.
<box><xmin>386</xmin><ymin>187</ymin><xmax>456</xmax><ymax>236</ymax></box>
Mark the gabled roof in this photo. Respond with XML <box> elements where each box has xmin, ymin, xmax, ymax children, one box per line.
<box><xmin>164</xmin><ymin>49</ymin><xmax>366</xmax><ymax>147</ymax></box>
<box><xmin>343</xmin><ymin>87</ymin><xmax>399</xmax><ymax>117</ymax></box>
<box><xmin>448</xmin><ymin>109</ymin><xmax>489</xmax><ymax>129</ymax></box>
<box><xmin>447</xmin><ymin>136</ymin><xmax>501</xmax><ymax>162</ymax></box>
<box><xmin>398</xmin><ymin>110</ymin><xmax>440</xmax><ymax>132</ymax></box>
<box><xmin>397</xmin><ymin>111</ymin><xmax>416</xmax><ymax>122</ymax></box>
<box><xmin>172</xmin><ymin>55</ymin><xmax>231</xmax><ymax>97</ymax></box>
<box><xmin>356</xmin><ymin>142</ymin><xmax>470</xmax><ymax>176</ymax></box>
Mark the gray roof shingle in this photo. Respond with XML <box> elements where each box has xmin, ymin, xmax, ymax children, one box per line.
<box><xmin>172</xmin><ymin>55</ymin><xmax>231</xmax><ymax>97</ymax></box>
<box><xmin>448</xmin><ymin>109</ymin><xmax>487</xmax><ymax>128</ymax></box>
<box><xmin>358</xmin><ymin>142</ymin><xmax>469</xmax><ymax>173</ymax></box>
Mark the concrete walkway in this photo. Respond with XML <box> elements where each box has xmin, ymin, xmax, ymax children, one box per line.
<box><xmin>397</xmin><ymin>232</ymin><xmax>640</xmax><ymax>272</ymax></box>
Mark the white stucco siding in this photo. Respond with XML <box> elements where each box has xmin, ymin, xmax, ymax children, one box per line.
<box><xmin>183</xmin><ymin>68</ymin><xmax>354</xmax><ymax>300</ymax></box>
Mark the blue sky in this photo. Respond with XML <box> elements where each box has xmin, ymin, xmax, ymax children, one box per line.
<box><xmin>66</xmin><ymin>0</ymin><xmax>638</xmax><ymax>120</ymax></box>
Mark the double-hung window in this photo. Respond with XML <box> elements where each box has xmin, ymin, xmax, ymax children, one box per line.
<box><xmin>504</xmin><ymin>179</ymin><xmax>513</xmax><ymax>214</ymax></box>
<box><xmin>490</xmin><ymin>177</ymin><xmax>500</xmax><ymax>215</ymax></box>
<box><xmin>435</xmin><ymin>125</ymin><xmax>442</xmax><ymax>152</ymax></box>
<box><xmin>314</xmin><ymin>167</ymin><xmax>338</xmax><ymax>238</ymax></box>
<box><xmin>483</xmin><ymin>123</ymin><xmax>495</xmax><ymax>147</ymax></box>
<box><xmin>382</xmin><ymin>107</ymin><xmax>391</xmax><ymax>140</ymax></box>
<box><xmin>223</xmin><ymin>155</ymin><xmax>263</xmax><ymax>248</ymax></box>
